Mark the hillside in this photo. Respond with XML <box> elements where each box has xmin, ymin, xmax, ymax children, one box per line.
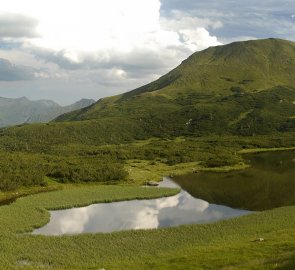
<box><xmin>0</xmin><ymin>97</ymin><xmax>95</xmax><ymax>127</ymax></box>
<box><xmin>125</xmin><ymin>38</ymin><xmax>295</xmax><ymax>97</ymax></box>
<box><xmin>54</xmin><ymin>38</ymin><xmax>295</xmax><ymax>136</ymax></box>
<box><xmin>1</xmin><ymin>38</ymin><xmax>295</xmax><ymax>149</ymax></box>
<box><xmin>0</xmin><ymin>38</ymin><xmax>294</xmax><ymax>202</ymax></box>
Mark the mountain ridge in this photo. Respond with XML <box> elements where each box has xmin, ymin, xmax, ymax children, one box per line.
<box><xmin>124</xmin><ymin>38</ymin><xmax>295</xmax><ymax>97</ymax></box>
<box><xmin>1</xmin><ymin>38</ymin><xmax>294</xmax><ymax>148</ymax></box>
<box><xmin>55</xmin><ymin>38</ymin><xmax>295</xmax><ymax>133</ymax></box>
<box><xmin>0</xmin><ymin>97</ymin><xmax>95</xmax><ymax>127</ymax></box>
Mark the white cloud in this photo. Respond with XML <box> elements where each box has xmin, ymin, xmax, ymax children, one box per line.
<box><xmin>1</xmin><ymin>0</ymin><xmax>165</xmax><ymax>61</ymax></box>
<box><xmin>0</xmin><ymin>0</ymin><xmax>222</xmax><ymax>103</ymax></box>
<box><xmin>58</xmin><ymin>208</ymin><xmax>90</xmax><ymax>234</ymax></box>
<box><xmin>156</xmin><ymin>193</ymin><xmax>180</xmax><ymax>209</ymax></box>
<box><xmin>133</xmin><ymin>207</ymin><xmax>159</xmax><ymax>230</ymax></box>
<box><xmin>0</xmin><ymin>0</ymin><xmax>221</xmax><ymax>64</ymax></box>
<box><xmin>161</xmin><ymin>11</ymin><xmax>223</xmax><ymax>30</ymax></box>
<box><xmin>179</xmin><ymin>28</ymin><xmax>222</xmax><ymax>51</ymax></box>
<box><xmin>0</xmin><ymin>13</ymin><xmax>39</xmax><ymax>39</ymax></box>
<box><xmin>161</xmin><ymin>12</ymin><xmax>222</xmax><ymax>51</ymax></box>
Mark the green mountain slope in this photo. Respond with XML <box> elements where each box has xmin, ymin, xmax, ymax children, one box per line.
<box><xmin>1</xmin><ymin>38</ymin><xmax>295</xmax><ymax>148</ymax></box>
<box><xmin>54</xmin><ymin>38</ymin><xmax>295</xmax><ymax>136</ymax></box>
<box><xmin>126</xmin><ymin>38</ymin><xmax>295</xmax><ymax>97</ymax></box>
<box><xmin>0</xmin><ymin>38</ymin><xmax>295</xmax><ymax>190</ymax></box>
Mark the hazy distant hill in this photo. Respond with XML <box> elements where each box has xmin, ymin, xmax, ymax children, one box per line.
<box><xmin>0</xmin><ymin>97</ymin><xmax>95</xmax><ymax>127</ymax></box>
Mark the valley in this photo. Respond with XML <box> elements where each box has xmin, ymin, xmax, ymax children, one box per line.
<box><xmin>0</xmin><ymin>38</ymin><xmax>295</xmax><ymax>269</ymax></box>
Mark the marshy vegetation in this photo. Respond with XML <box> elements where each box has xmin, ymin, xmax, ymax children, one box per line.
<box><xmin>0</xmin><ymin>182</ymin><xmax>295</xmax><ymax>269</ymax></box>
<box><xmin>0</xmin><ymin>135</ymin><xmax>294</xmax><ymax>268</ymax></box>
<box><xmin>0</xmin><ymin>132</ymin><xmax>294</xmax><ymax>193</ymax></box>
<box><xmin>0</xmin><ymin>39</ymin><xmax>295</xmax><ymax>269</ymax></box>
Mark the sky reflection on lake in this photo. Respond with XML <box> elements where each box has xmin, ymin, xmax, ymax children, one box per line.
<box><xmin>33</xmin><ymin>178</ymin><xmax>250</xmax><ymax>235</ymax></box>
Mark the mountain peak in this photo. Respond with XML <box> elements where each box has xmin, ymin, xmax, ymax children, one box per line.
<box><xmin>123</xmin><ymin>38</ymin><xmax>295</xmax><ymax>98</ymax></box>
<box><xmin>0</xmin><ymin>97</ymin><xmax>96</xmax><ymax>127</ymax></box>
<box><xmin>54</xmin><ymin>38</ymin><xmax>295</xmax><ymax>136</ymax></box>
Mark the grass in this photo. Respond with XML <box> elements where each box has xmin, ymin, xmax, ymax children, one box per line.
<box><xmin>0</xmin><ymin>148</ymin><xmax>294</xmax><ymax>269</ymax></box>
<box><xmin>0</xmin><ymin>191</ymin><xmax>295</xmax><ymax>269</ymax></box>
<box><xmin>0</xmin><ymin>137</ymin><xmax>294</xmax><ymax>269</ymax></box>
<box><xmin>125</xmin><ymin>159</ymin><xmax>249</xmax><ymax>185</ymax></box>
<box><xmin>0</xmin><ymin>38</ymin><xmax>295</xmax><ymax>268</ymax></box>
<box><xmin>0</xmin><ymin>184</ymin><xmax>179</xmax><ymax>234</ymax></box>
<box><xmin>228</xmin><ymin>109</ymin><xmax>254</xmax><ymax>126</ymax></box>
<box><xmin>239</xmin><ymin>146</ymin><xmax>295</xmax><ymax>154</ymax></box>
<box><xmin>0</xmin><ymin>177</ymin><xmax>63</xmax><ymax>205</ymax></box>
<box><xmin>51</xmin><ymin>39</ymin><xmax>295</xmax><ymax>139</ymax></box>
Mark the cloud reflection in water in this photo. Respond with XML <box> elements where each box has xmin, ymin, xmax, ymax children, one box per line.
<box><xmin>33</xmin><ymin>178</ymin><xmax>250</xmax><ymax>235</ymax></box>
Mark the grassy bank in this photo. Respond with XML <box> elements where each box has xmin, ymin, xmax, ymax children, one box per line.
<box><xmin>0</xmin><ymin>135</ymin><xmax>294</xmax><ymax>269</ymax></box>
<box><xmin>125</xmin><ymin>159</ymin><xmax>250</xmax><ymax>185</ymax></box>
<box><xmin>239</xmin><ymin>146</ymin><xmax>295</xmax><ymax>154</ymax></box>
<box><xmin>0</xmin><ymin>177</ymin><xmax>64</xmax><ymax>205</ymax></box>
<box><xmin>0</xmin><ymin>187</ymin><xmax>295</xmax><ymax>269</ymax></box>
<box><xmin>0</xmin><ymin>184</ymin><xmax>179</xmax><ymax>234</ymax></box>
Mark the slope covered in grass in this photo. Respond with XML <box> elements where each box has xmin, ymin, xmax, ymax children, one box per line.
<box><xmin>0</xmin><ymin>39</ymin><xmax>293</xmax><ymax>150</ymax></box>
<box><xmin>51</xmin><ymin>39</ymin><xmax>295</xmax><ymax>137</ymax></box>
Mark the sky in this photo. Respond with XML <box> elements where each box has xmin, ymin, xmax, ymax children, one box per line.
<box><xmin>0</xmin><ymin>0</ymin><xmax>295</xmax><ymax>105</ymax></box>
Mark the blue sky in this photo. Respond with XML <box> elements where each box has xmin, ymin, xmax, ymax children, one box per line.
<box><xmin>161</xmin><ymin>0</ymin><xmax>295</xmax><ymax>41</ymax></box>
<box><xmin>0</xmin><ymin>0</ymin><xmax>294</xmax><ymax>104</ymax></box>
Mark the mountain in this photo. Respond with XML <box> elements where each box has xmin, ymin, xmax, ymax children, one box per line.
<box><xmin>0</xmin><ymin>97</ymin><xmax>95</xmax><ymax>127</ymax></box>
<box><xmin>55</xmin><ymin>38</ymin><xmax>295</xmax><ymax>135</ymax></box>
<box><xmin>2</xmin><ymin>38</ymin><xmax>295</xmax><ymax>147</ymax></box>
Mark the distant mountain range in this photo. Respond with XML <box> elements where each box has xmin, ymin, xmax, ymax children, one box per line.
<box><xmin>0</xmin><ymin>97</ymin><xmax>95</xmax><ymax>127</ymax></box>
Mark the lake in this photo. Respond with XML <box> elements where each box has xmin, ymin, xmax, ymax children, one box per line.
<box><xmin>33</xmin><ymin>150</ymin><xmax>294</xmax><ymax>235</ymax></box>
<box><xmin>32</xmin><ymin>178</ymin><xmax>250</xmax><ymax>235</ymax></box>
<box><xmin>174</xmin><ymin>150</ymin><xmax>295</xmax><ymax>211</ymax></box>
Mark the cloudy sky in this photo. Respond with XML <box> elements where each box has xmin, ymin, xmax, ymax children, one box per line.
<box><xmin>0</xmin><ymin>0</ymin><xmax>295</xmax><ymax>104</ymax></box>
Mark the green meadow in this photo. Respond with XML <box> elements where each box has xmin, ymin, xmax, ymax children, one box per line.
<box><xmin>0</xmin><ymin>39</ymin><xmax>295</xmax><ymax>269</ymax></box>
<box><xmin>0</xmin><ymin>137</ymin><xmax>294</xmax><ymax>269</ymax></box>
<box><xmin>0</xmin><ymin>181</ymin><xmax>295</xmax><ymax>269</ymax></box>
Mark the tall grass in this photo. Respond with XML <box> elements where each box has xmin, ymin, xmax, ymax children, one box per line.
<box><xmin>0</xmin><ymin>186</ymin><xmax>294</xmax><ymax>269</ymax></box>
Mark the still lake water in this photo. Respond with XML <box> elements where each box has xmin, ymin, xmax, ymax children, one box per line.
<box><xmin>174</xmin><ymin>150</ymin><xmax>295</xmax><ymax>211</ymax></box>
<box><xmin>33</xmin><ymin>150</ymin><xmax>294</xmax><ymax>235</ymax></box>
<box><xmin>32</xmin><ymin>178</ymin><xmax>250</xmax><ymax>235</ymax></box>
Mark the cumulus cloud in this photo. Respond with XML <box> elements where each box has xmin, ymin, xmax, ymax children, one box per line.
<box><xmin>161</xmin><ymin>12</ymin><xmax>222</xmax><ymax>51</ymax></box>
<box><xmin>15</xmin><ymin>1</ymin><xmax>221</xmax><ymax>92</ymax></box>
<box><xmin>0</xmin><ymin>58</ymin><xmax>36</xmax><ymax>81</ymax></box>
<box><xmin>0</xmin><ymin>0</ymin><xmax>222</xmax><ymax>103</ymax></box>
<box><xmin>179</xmin><ymin>28</ymin><xmax>222</xmax><ymax>51</ymax></box>
<box><xmin>0</xmin><ymin>13</ymin><xmax>39</xmax><ymax>39</ymax></box>
<box><xmin>0</xmin><ymin>0</ymin><xmax>294</xmax><ymax>105</ymax></box>
<box><xmin>133</xmin><ymin>207</ymin><xmax>159</xmax><ymax>230</ymax></box>
<box><xmin>6</xmin><ymin>0</ymin><xmax>220</xmax><ymax>70</ymax></box>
